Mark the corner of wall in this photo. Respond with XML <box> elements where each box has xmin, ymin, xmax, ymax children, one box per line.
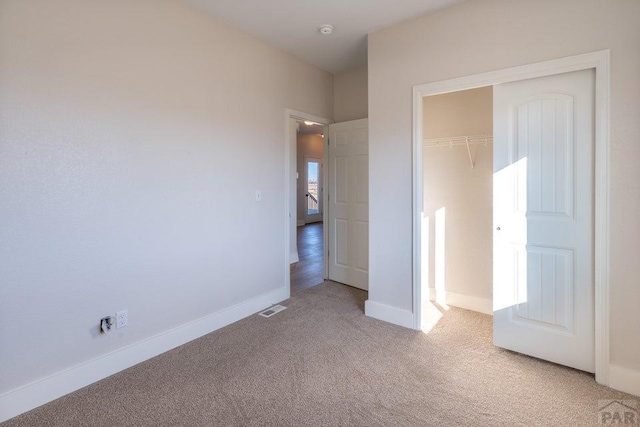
<box><xmin>609</xmin><ymin>364</ymin><xmax>640</xmax><ymax>397</ymax></box>
<box><xmin>333</xmin><ymin>66</ymin><xmax>369</xmax><ymax>123</ymax></box>
<box><xmin>430</xmin><ymin>289</ymin><xmax>493</xmax><ymax>316</ymax></box>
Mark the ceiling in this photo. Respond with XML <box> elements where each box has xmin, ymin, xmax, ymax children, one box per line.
<box><xmin>186</xmin><ymin>0</ymin><xmax>463</xmax><ymax>74</ymax></box>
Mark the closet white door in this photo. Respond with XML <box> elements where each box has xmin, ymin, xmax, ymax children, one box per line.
<box><xmin>493</xmin><ymin>69</ymin><xmax>595</xmax><ymax>372</ymax></box>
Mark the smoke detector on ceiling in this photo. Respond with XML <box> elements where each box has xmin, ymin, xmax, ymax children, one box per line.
<box><xmin>318</xmin><ymin>24</ymin><xmax>334</xmax><ymax>35</ymax></box>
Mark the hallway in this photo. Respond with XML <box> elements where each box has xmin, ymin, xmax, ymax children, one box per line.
<box><xmin>290</xmin><ymin>222</ymin><xmax>324</xmax><ymax>295</ymax></box>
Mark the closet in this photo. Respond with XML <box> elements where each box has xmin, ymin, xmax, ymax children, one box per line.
<box><xmin>422</xmin><ymin>86</ymin><xmax>493</xmax><ymax>310</ymax></box>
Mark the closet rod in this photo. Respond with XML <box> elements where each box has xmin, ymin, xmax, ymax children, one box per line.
<box><xmin>423</xmin><ymin>134</ymin><xmax>493</xmax><ymax>148</ymax></box>
<box><xmin>423</xmin><ymin>134</ymin><xmax>493</xmax><ymax>168</ymax></box>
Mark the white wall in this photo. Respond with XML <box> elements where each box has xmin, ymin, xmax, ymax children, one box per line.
<box><xmin>423</xmin><ymin>87</ymin><xmax>492</xmax><ymax>303</ymax></box>
<box><xmin>333</xmin><ymin>66</ymin><xmax>368</xmax><ymax>122</ymax></box>
<box><xmin>297</xmin><ymin>133</ymin><xmax>324</xmax><ymax>224</ymax></box>
<box><xmin>368</xmin><ymin>0</ymin><xmax>640</xmax><ymax>379</ymax></box>
<box><xmin>0</xmin><ymin>0</ymin><xmax>332</xmax><ymax>414</ymax></box>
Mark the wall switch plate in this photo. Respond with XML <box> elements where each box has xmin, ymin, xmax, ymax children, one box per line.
<box><xmin>116</xmin><ymin>310</ymin><xmax>128</xmax><ymax>329</ymax></box>
<box><xmin>255</xmin><ymin>190</ymin><xmax>262</xmax><ymax>202</ymax></box>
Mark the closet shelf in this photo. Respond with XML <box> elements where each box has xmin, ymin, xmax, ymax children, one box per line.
<box><xmin>423</xmin><ymin>134</ymin><xmax>493</xmax><ymax>148</ymax></box>
<box><xmin>423</xmin><ymin>134</ymin><xmax>493</xmax><ymax>169</ymax></box>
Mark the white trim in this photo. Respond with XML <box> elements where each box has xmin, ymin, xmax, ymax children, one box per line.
<box><xmin>365</xmin><ymin>300</ymin><xmax>414</xmax><ymax>329</ymax></box>
<box><xmin>412</xmin><ymin>86</ymin><xmax>424</xmax><ymax>330</ymax></box>
<box><xmin>412</xmin><ymin>50</ymin><xmax>610</xmax><ymax>385</ymax></box>
<box><xmin>322</xmin><ymin>126</ymin><xmax>330</xmax><ymax>279</ymax></box>
<box><xmin>609</xmin><ymin>365</ymin><xmax>640</xmax><ymax>398</ymax></box>
<box><xmin>0</xmin><ymin>286</ymin><xmax>288</xmax><ymax>423</ymax></box>
<box><xmin>284</xmin><ymin>109</ymin><xmax>331</xmax><ymax>294</ymax></box>
<box><xmin>592</xmin><ymin>51</ymin><xmax>611</xmax><ymax>388</ymax></box>
<box><xmin>432</xmin><ymin>290</ymin><xmax>493</xmax><ymax>316</ymax></box>
<box><xmin>289</xmin><ymin>252</ymin><xmax>299</xmax><ymax>264</ymax></box>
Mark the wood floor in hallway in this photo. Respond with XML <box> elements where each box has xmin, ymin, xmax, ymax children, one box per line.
<box><xmin>290</xmin><ymin>222</ymin><xmax>324</xmax><ymax>295</ymax></box>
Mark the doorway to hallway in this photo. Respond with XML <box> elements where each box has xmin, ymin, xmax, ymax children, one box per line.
<box><xmin>290</xmin><ymin>222</ymin><xmax>324</xmax><ymax>294</ymax></box>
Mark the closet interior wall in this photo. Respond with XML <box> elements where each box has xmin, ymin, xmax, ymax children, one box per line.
<box><xmin>423</xmin><ymin>86</ymin><xmax>493</xmax><ymax>305</ymax></box>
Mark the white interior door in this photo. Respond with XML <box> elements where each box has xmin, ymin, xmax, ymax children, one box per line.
<box><xmin>328</xmin><ymin>119</ymin><xmax>369</xmax><ymax>290</ymax></box>
<box><xmin>304</xmin><ymin>157</ymin><xmax>323</xmax><ymax>224</ymax></box>
<box><xmin>493</xmin><ymin>69</ymin><xmax>595</xmax><ymax>372</ymax></box>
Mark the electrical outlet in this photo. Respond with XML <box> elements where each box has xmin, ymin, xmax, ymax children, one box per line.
<box><xmin>100</xmin><ymin>316</ymin><xmax>114</xmax><ymax>334</ymax></box>
<box><xmin>116</xmin><ymin>310</ymin><xmax>128</xmax><ymax>329</ymax></box>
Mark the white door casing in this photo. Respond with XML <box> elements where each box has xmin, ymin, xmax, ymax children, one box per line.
<box><xmin>328</xmin><ymin>119</ymin><xmax>369</xmax><ymax>290</ymax></box>
<box><xmin>284</xmin><ymin>109</ymin><xmax>331</xmax><ymax>294</ymax></box>
<box><xmin>289</xmin><ymin>118</ymin><xmax>299</xmax><ymax>264</ymax></box>
<box><xmin>493</xmin><ymin>69</ymin><xmax>595</xmax><ymax>372</ymax></box>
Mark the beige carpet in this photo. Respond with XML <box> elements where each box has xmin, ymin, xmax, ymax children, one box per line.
<box><xmin>4</xmin><ymin>281</ymin><xmax>635</xmax><ymax>426</ymax></box>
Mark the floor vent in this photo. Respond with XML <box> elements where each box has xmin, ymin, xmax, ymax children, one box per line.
<box><xmin>259</xmin><ymin>305</ymin><xmax>287</xmax><ymax>318</ymax></box>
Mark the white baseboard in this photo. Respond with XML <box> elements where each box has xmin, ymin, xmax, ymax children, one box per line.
<box><xmin>365</xmin><ymin>300</ymin><xmax>414</xmax><ymax>329</ymax></box>
<box><xmin>0</xmin><ymin>286</ymin><xmax>288</xmax><ymax>423</ymax></box>
<box><xmin>609</xmin><ymin>364</ymin><xmax>640</xmax><ymax>397</ymax></box>
<box><xmin>290</xmin><ymin>251</ymin><xmax>299</xmax><ymax>264</ymax></box>
<box><xmin>430</xmin><ymin>289</ymin><xmax>493</xmax><ymax>316</ymax></box>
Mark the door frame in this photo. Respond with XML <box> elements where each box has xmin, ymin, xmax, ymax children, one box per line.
<box><xmin>411</xmin><ymin>50</ymin><xmax>610</xmax><ymax>385</ymax></box>
<box><xmin>284</xmin><ymin>109</ymin><xmax>331</xmax><ymax>299</ymax></box>
<box><xmin>303</xmin><ymin>156</ymin><xmax>323</xmax><ymax>224</ymax></box>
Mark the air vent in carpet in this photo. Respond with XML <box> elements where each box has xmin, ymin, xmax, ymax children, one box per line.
<box><xmin>259</xmin><ymin>305</ymin><xmax>287</xmax><ymax>318</ymax></box>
